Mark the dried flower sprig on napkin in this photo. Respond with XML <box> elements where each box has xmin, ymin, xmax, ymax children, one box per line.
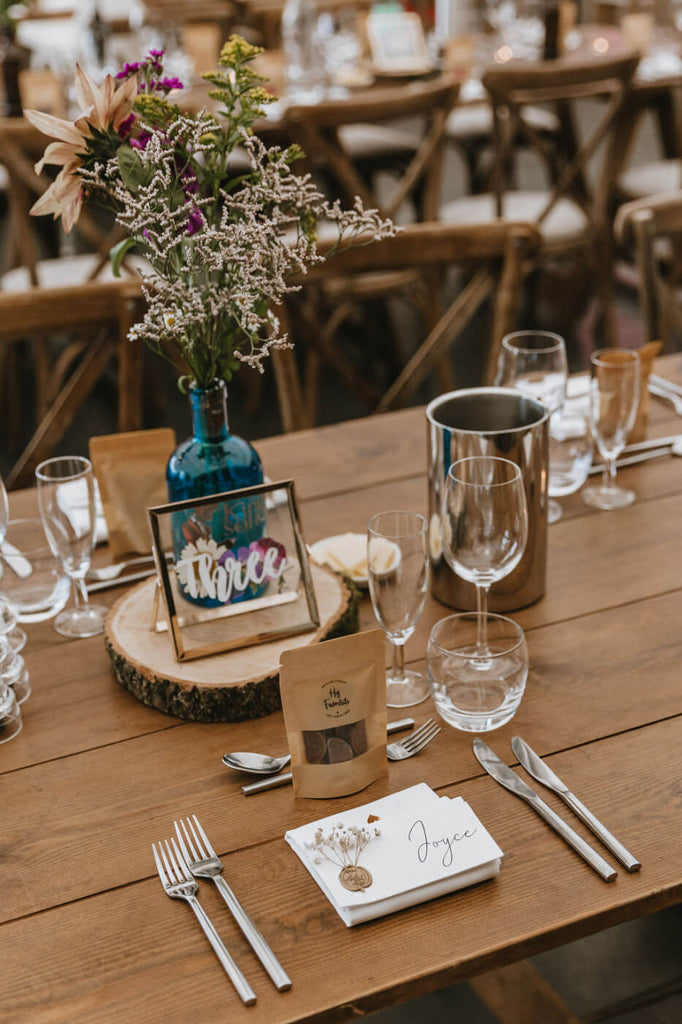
<box><xmin>25</xmin><ymin>38</ymin><xmax>395</xmax><ymax>389</ymax></box>
<box><xmin>307</xmin><ymin>822</ymin><xmax>381</xmax><ymax>892</ymax></box>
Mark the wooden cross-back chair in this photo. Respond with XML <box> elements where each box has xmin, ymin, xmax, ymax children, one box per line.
<box><xmin>271</xmin><ymin>220</ymin><xmax>542</xmax><ymax>432</ymax></box>
<box><xmin>279</xmin><ymin>79</ymin><xmax>461</xmax><ymax>416</ymax></box>
<box><xmin>283</xmin><ymin>77</ymin><xmax>461</xmax><ymax>223</ymax></box>
<box><xmin>440</xmin><ymin>53</ymin><xmax>640</xmax><ymax>346</ymax></box>
<box><xmin>0</xmin><ymin>117</ymin><xmax>146</xmax><ymax>431</ymax></box>
<box><xmin>2</xmin><ymin>279</ymin><xmax>145</xmax><ymax>491</ymax></box>
<box><xmin>0</xmin><ymin>117</ymin><xmax>122</xmax><ymax>289</ymax></box>
<box><xmin>614</xmin><ymin>190</ymin><xmax>682</xmax><ymax>348</ymax></box>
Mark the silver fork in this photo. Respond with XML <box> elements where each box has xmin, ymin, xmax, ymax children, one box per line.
<box><xmin>174</xmin><ymin>815</ymin><xmax>292</xmax><ymax>992</ymax></box>
<box><xmin>241</xmin><ymin>719</ymin><xmax>442</xmax><ymax>795</ymax></box>
<box><xmin>386</xmin><ymin>718</ymin><xmax>440</xmax><ymax>760</ymax></box>
<box><xmin>152</xmin><ymin>837</ymin><xmax>256</xmax><ymax>1005</ymax></box>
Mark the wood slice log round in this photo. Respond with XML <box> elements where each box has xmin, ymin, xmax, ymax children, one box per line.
<box><xmin>104</xmin><ymin>564</ymin><xmax>359</xmax><ymax>722</ymax></box>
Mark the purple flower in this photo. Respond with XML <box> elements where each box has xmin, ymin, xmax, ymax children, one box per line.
<box><xmin>186</xmin><ymin>209</ymin><xmax>203</xmax><ymax>236</ymax></box>
<box><xmin>159</xmin><ymin>76</ymin><xmax>184</xmax><ymax>92</ymax></box>
<box><xmin>116</xmin><ymin>61</ymin><xmax>143</xmax><ymax>79</ymax></box>
<box><xmin>218</xmin><ymin>549</ymin><xmax>236</xmax><ymax>566</ymax></box>
<box><xmin>130</xmin><ymin>129</ymin><xmax>152</xmax><ymax>150</ymax></box>
<box><xmin>117</xmin><ymin>113</ymin><xmax>135</xmax><ymax>138</ymax></box>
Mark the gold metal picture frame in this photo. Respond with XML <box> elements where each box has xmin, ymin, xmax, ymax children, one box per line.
<box><xmin>148</xmin><ymin>480</ymin><xmax>320</xmax><ymax>661</ymax></box>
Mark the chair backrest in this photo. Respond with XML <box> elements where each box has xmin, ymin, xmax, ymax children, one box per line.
<box><xmin>0</xmin><ymin>117</ymin><xmax>137</xmax><ymax>288</ymax></box>
<box><xmin>615</xmin><ymin>190</ymin><xmax>682</xmax><ymax>345</ymax></box>
<box><xmin>2</xmin><ymin>279</ymin><xmax>145</xmax><ymax>489</ymax></box>
<box><xmin>482</xmin><ymin>53</ymin><xmax>639</xmax><ymax>225</ymax></box>
<box><xmin>283</xmin><ymin>77</ymin><xmax>460</xmax><ymax>222</ymax></box>
<box><xmin>272</xmin><ymin>220</ymin><xmax>541</xmax><ymax>430</ymax></box>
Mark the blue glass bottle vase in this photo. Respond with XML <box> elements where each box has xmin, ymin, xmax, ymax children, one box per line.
<box><xmin>167</xmin><ymin>379</ymin><xmax>265</xmax><ymax>608</ymax></box>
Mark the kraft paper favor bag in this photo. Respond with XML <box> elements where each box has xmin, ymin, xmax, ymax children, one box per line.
<box><xmin>280</xmin><ymin>630</ymin><xmax>387</xmax><ymax>799</ymax></box>
<box><xmin>90</xmin><ymin>428</ymin><xmax>175</xmax><ymax>558</ymax></box>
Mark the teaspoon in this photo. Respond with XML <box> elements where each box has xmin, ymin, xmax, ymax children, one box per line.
<box><xmin>222</xmin><ymin>751</ymin><xmax>292</xmax><ymax>775</ymax></box>
<box><xmin>222</xmin><ymin>718</ymin><xmax>417</xmax><ymax>775</ymax></box>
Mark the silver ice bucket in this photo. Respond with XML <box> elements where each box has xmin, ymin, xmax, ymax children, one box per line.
<box><xmin>426</xmin><ymin>387</ymin><xmax>549</xmax><ymax>612</ymax></box>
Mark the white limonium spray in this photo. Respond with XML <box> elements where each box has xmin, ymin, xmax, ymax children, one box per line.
<box><xmin>28</xmin><ymin>38</ymin><xmax>396</xmax><ymax>389</ymax></box>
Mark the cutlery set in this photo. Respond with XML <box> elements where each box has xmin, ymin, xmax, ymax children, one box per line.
<box><xmin>473</xmin><ymin>737</ymin><xmax>640</xmax><ymax>881</ymax></box>
<box><xmin>153</xmin><ymin>814</ymin><xmax>291</xmax><ymax>1005</ymax></box>
<box><xmin>235</xmin><ymin>718</ymin><xmax>439</xmax><ymax>796</ymax></box>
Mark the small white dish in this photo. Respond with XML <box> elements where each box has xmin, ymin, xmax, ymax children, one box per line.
<box><xmin>309</xmin><ymin>533</ymin><xmax>369</xmax><ymax>587</ymax></box>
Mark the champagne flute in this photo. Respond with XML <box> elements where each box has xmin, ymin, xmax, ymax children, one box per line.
<box><xmin>441</xmin><ymin>457</ymin><xmax>528</xmax><ymax>655</ymax></box>
<box><xmin>367</xmin><ymin>511</ymin><xmax>429</xmax><ymax>708</ymax></box>
<box><xmin>582</xmin><ymin>349</ymin><xmax>640</xmax><ymax>511</ymax></box>
<box><xmin>35</xmin><ymin>457</ymin><xmax>107</xmax><ymax>638</ymax></box>
<box><xmin>497</xmin><ymin>330</ymin><xmax>568</xmax><ymax>523</ymax></box>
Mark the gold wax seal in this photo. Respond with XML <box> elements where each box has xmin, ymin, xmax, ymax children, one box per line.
<box><xmin>339</xmin><ymin>865</ymin><xmax>373</xmax><ymax>892</ymax></box>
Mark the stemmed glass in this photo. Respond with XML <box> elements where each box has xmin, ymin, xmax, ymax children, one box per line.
<box><xmin>582</xmin><ymin>349</ymin><xmax>640</xmax><ymax>511</ymax></box>
<box><xmin>441</xmin><ymin>457</ymin><xmax>528</xmax><ymax>655</ymax></box>
<box><xmin>367</xmin><ymin>511</ymin><xmax>429</xmax><ymax>708</ymax></box>
<box><xmin>547</xmin><ymin>396</ymin><xmax>592</xmax><ymax>518</ymax></box>
<box><xmin>498</xmin><ymin>330</ymin><xmax>568</xmax><ymax>523</ymax></box>
<box><xmin>0</xmin><ymin>473</ymin><xmax>27</xmax><ymax>654</ymax></box>
<box><xmin>35</xmin><ymin>456</ymin><xmax>108</xmax><ymax>638</ymax></box>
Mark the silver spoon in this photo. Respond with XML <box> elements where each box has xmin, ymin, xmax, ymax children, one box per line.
<box><xmin>222</xmin><ymin>750</ymin><xmax>292</xmax><ymax>774</ymax></box>
<box><xmin>222</xmin><ymin>717</ymin><xmax>416</xmax><ymax>775</ymax></box>
<box><xmin>588</xmin><ymin>437</ymin><xmax>682</xmax><ymax>475</ymax></box>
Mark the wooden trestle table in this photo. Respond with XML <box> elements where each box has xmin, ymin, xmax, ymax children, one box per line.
<box><xmin>2</xmin><ymin>356</ymin><xmax>682</xmax><ymax>1023</ymax></box>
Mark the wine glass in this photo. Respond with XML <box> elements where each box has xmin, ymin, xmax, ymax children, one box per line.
<box><xmin>0</xmin><ymin>473</ymin><xmax>28</xmax><ymax>654</ymax></box>
<box><xmin>547</xmin><ymin>395</ymin><xmax>592</xmax><ymax>517</ymax></box>
<box><xmin>367</xmin><ymin>511</ymin><xmax>429</xmax><ymax>708</ymax></box>
<box><xmin>441</xmin><ymin>457</ymin><xmax>528</xmax><ymax>655</ymax></box>
<box><xmin>497</xmin><ymin>330</ymin><xmax>568</xmax><ymax>523</ymax></box>
<box><xmin>35</xmin><ymin>456</ymin><xmax>108</xmax><ymax>638</ymax></box>
<box><xmin>582</xmin><ymin>349</ymin><xmax>640</xmax><ymax>511</ymax></box>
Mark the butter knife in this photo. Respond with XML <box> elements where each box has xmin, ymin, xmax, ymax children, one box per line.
<box><xmin>241</xmin><ymin>718</ymin><xmax>415</xmax><ymax>796</ymax></box>
<box><xmin>472</xmin><ymin>739</ymin><xmax>617</xmax><ymax>882</ymax></box>
<box><xmin>86</xmin><ymin>567</ymin><xmax>158</xmax><ymax>593</ymax></box>
<box><xmin>511</xmin><ymin>737</ymin><xmax>640</xmax><ymax>872</ymax></box>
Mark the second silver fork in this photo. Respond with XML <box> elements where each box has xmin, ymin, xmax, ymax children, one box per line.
<box><xmin>153</xmin><ymin>837</ymin><xmax>256</xmax><ymax>1005</ymax></box>
<box><xmin>386</xmin><ymin>718</ymin><xmax>440</xmax><ymax>761</ymax></box>
<box><xmin>175</xmin><ymin>814</ymin><xmax>292</xmax><ymax>992</ymax></box>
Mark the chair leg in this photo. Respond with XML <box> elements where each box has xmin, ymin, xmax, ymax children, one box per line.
<box><xmin>470</xmin><ymin>961</ymin><xmax>582</xmax><ymax>1024</ymax></box>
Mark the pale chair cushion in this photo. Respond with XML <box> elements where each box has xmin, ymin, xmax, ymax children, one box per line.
<box><xmin>446</xmin><ymin>103</ymin><xmax>560</xmax><ymax>141</ymax></box>
<box><xmin>1</xmin><ymin>253</ymin><xmax>148</xmax><ymax>292</ymax></box>
<box><xmin>617</xmin><ymin>159</ymin><xmax>682</xmax><ymax>200</ymax></box>
<box><xmin>440</xmin><ymin>191</ymin><xmax>589</xmax><ymax>248</ymax></box>
<box><xmin>338</xmin><ymin>123</ymin><xmax>418</xmax><ymax>160</ymax></box>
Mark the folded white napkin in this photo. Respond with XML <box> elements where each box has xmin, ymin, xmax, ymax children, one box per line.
<box><xmin>58</xmin><ymin>478</ymin><xmax>108</xmax><ymax>545</ymax></box>
<box><xmin>285</xmin><ymin>783</ymin><xmax>503</xmax><ymax>927</ymax></box>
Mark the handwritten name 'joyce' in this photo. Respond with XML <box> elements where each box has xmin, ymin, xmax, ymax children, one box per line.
<box><xmin>407</xmin><ymin>819</ymin><xmax>478</xmax><ymax>868</ymax></box>
<box><xmin>178</xmin><ymin>547</ymin><xmax>286</xmax><ymax>602</ymax></box>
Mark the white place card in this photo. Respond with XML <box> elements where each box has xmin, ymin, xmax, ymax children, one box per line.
<box><xmin>285</xmin><ymin>783</ymin><xmax>503</xmax><ymax>926</ymax></box>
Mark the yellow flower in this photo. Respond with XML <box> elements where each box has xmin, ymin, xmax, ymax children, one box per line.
<box><xmin>25</xmin><ymin>65</ymin><xmax>138</xmax><ymax>233</ymax></box>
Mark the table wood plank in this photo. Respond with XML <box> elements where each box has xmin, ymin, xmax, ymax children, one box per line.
<box><xmin>1</xmin><ymin>719</ymin><xmax>679</xmax><ymax>1024</ymax></box>
<box><xmin>2</xmin><ymin>588</ymin><xmax>681</xmax><ymax>924</ymax></box>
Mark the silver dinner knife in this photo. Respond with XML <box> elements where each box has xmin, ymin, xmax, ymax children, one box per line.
<box><xmin>511</xmin><ymin>737</ymin><xmax>640</xmax><ymax>872</ymax></box>
<box><xmin>472</xmin><ymin>739</ymin><xmax>617</xmax><ymax>882</ymax></box>
<box><xmin>241</xmin><ymin>718</ymin><xmax>415</xmax><ymax>796</ymax></box>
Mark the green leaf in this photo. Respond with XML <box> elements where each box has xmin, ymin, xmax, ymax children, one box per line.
<box><xmin>117</xmin><ymin>147</ymin><xmax>147</xmax><ymax>191</ymax></box>
<box><xmin>109</xmin><ymin>237</ymin><xmax>136</xmax><ymax>278</ymax></box>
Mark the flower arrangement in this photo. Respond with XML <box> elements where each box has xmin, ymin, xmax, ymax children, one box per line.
<box><xmin>25</xmin><ymin>39</ymin><xmax>395</xmax><ymax>389</ymax></box>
